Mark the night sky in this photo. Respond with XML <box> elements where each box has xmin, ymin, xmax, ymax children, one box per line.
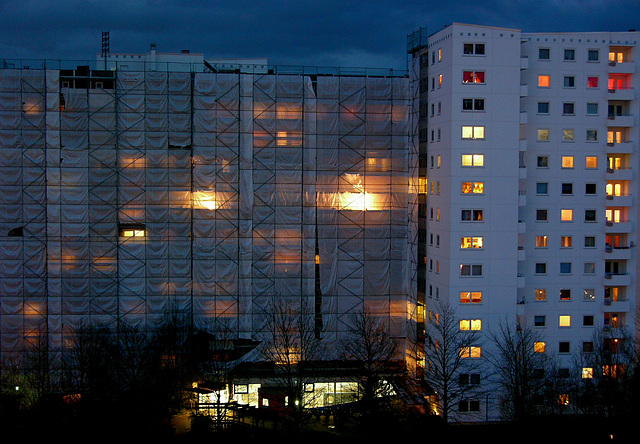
<box><xmin>2</xmin><ymin>0</ymin><xmax>640</xmax><ymax>70</ymax></box>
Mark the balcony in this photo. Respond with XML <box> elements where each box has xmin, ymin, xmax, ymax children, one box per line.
<box><xmin>604</xmin><ymin>272</ymin><xmax>631</xmax><ymax>286</ymax></box>
<box><xmin>518</xmin><ymin>245</ymin><xmax>525</xmax><ymax>261</ymax></box>
<box><xmin>605</xmin><ymin>220</ymin><xmax>632</xmax><ymax>233</ymax></box>
<box><xmin>608</xmin><ymin>87</ymin><xmax>635</xmax><ymax>101</ymax></box>
<box><xmin>520</xmin><ymin>83</ymin><xmax>528</xmax><ymax>97</ymax></box>
<box><xmin>520</xmin><ymin>111</ymin><xmax>528</xmax><ymax>124</ymax></box>
<box><xmin>609</xmin><ymin>61</ymin><xmax>635</xmax><ymax>74</ymax></box>
<box><xmin>519</xmin><ymin>138</ymin><xmax>528</xmax><ymax>151</ymax></box>
<box><xmin>518</xmin><ymin>220</ymin><xmax>526</xmax><ymax>233</ymax></box>
<box><xmin>606</xmin><ymin>194</ymin><xmax>632</xmax><ymax>206</ymax></box>
<box><xmin>605</xmin><ymin>245</ymin><xmax>632</xmax><ymax>260</ymax></box>
<box><xmin>604</xmin><ymin>299</ymin><xmax>632</xmax><ymax>312</ymax></box>
<box><xmin>607</xmin><ymin>114</ymin><xmax>634</xmax><ymax>127</ymax></box>
<box><xmin>521</xmin><ymin>56</ymin><xmax>529</xmax><ymax>70</ymax></box>
<box><xmin>517</xmin><ymin>273</ymin><xmax>525</xmax><ymax>288</ymax></box>
<box><xmin>607</xmin><ymin>167</ymin><xmax>633</xmax><ymax>181</ymax></box>
<box><xmin>606</xmin><ymin>141</ymin><xmax>634</xmax><ymax>153</ymax></box>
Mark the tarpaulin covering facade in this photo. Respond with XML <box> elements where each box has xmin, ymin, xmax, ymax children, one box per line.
<box><xmin>0</xmin><ymin>67</ymin><xmax>419</xmax><ymax>369</ymax></box>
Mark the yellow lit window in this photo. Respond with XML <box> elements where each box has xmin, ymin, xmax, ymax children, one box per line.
<box><xmin>276</xmin><ymin>131</ymin><xmax>302</xmax><ymax>146</ymax></box>
<box><xmin>606</xmin><ymin>209</ymin><xmax>621</xmax><ymax>223</ymax></box>
<box><xmin>606</xmin><ymin>183</ymin><xmax>622</xmax><ymax>196</ymax></box>
<box><xmin>561</xmin><ymin>156</ymin><xmax>574</xmax><ymax>168</ymax></box>
<box><xmin>438</xmin><ymin>74</ymin><xmax>443</xmax><ymax>87</ymax></box>
<box><xmin>559</xmin><ymin>315</ymin><xmax>571</xmax><ymax>327</ymax></box>
<box><xmin>561</xmin><ymin>209</ymin><xmax>573</xmax><ymax>221</ymax></box>
<box><xmin>608</xmin><ymin>130</ymin><xmax>623</xmax><ymax>144</ymax></box>
<box><xmin>460</xmin><ymin>291</ymin><xmax>482</xmax><ymax>303</ymax></box>
<box><xmin>534</xmin><ymin>342</ymin><xmax>546</xmax><ymax>353</ymax></box>
<box><xmin>582</xmin><ymin>367</ymin><xmax>593</xmax><ymax>379</ymax></box>
<box><xmin>561</xmin><ymin>236</ymin><xmax>572</xmax><ymax>247</ymax></box>
<box><xmin>537</xmin><ymin>129</ymin><xmax>549</xmax><ymax>141</ymax></box>
<box><xmin>461</xmin><ymin>182</ymin><xmax>484</xmax><ymax>194</ymax></box>
<box><xmin>558</xmin><ymin>394</ymin><xmax>570</xmax><ymax>406</ymax></box>
<box><xmin>460</xmin><ymin>236</ymin><xmax>483</xmax><ymax>249</ymax></box>
<box><xmin>535</xmin><ymin>289</ymin><xmax>546</xmax><ymax>301</ymax></box>
<box><xmin>535</xmin><ymin>236</ymin><xmax>547</xmax><ymax>247</ymax></box>
<box><xmin>461</xmin><ymin>154</ymin><xmax>484</xmax><ymax>167</ymax></box>
<box><xmin>462</xmin><ymin>126</ymin><xmax>485</xmax><ymax>139</ymax></box>
<box><xmin>538</xmin><ymin>75</ymin><xmax>550</xmax><ymax>87</ymax></box>
<box><xmin>460</xmin><ymin>346</ymin><xmax>481</xmax><ymax>358</ymax></box>
<box><xmin>586</xmin><ymin>156</ymin><xmax>598</xmax><ymax>168</ymax></box>
<box><xmin>460</xmin><ymin>319</ymin><xmax>482</xmax><ymax>331</ymax></box>
<box><xmin>121</xmin><ymin>229</ymin><xmax>145</xmax><ymax>237</ymax></box>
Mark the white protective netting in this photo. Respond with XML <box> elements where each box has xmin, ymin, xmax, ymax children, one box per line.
<box><xmin>0</xmin><ymin>67</ymin><xmax>417</xmax><ymax>365</ymax></box>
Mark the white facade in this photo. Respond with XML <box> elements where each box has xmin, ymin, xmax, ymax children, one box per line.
<box><xmin>419</xmin><ymin>23</ymin><xmax>640</xmax><ymax>421</ymax></box>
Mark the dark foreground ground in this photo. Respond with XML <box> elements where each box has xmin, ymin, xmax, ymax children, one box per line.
<box><xmin>0</xmin><ymin>408</ymin><xmax>634</xmax><ymax>443</ymax></box>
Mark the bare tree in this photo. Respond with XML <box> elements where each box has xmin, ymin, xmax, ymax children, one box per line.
<box><xmin>260</xmin><ymin>297</ymin><xmax>325</xmax><ymax>429</ymax></box>
<box><xmin>572</xmin><ymin>325</ymin><xmax>636</xmax><ymax>418</ymax></box>
<box><xmin>423</xmin><ymin>300</ymin><xmax>483</xmax><ymax>422</ymax></box>
<box><xmin>340</xmin><ymin>305</ymin><xmax>400</xmax><ymax>407</ymax></box>
<box><xmin>486</xmin><ymin>318</ymin><xmax>552</xmax><ymax>421</ymax></box>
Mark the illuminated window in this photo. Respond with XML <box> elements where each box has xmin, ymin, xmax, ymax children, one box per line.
<box><xmin>562</xmin><ymin>129</ymin><xmax>574</xmax><ymax>141</ymax></box>
<box><xmin>559</xmin><ymin>315</ymin><xmax>571</xmax><ymax>327</ymax></box>
<box><xmin>561</xmin><ymin>209</ymin><xmax>573</xmax><ymax>221</ymax></box>
<box><xmin>535</xmin><ymin>236</ymin><xmax>547</xmax><ymax>248</ymax></box>
<box><xmin>460</xmin><ymin>236</ymin><xmax>483</xmax><ymax>249</ymax></box>
<box><xmin>538</xmin><ymin>75</ymin><xmax>550</xmax><ymax>87</ymax></box>
<box><xmin>461</xmin><ymin>209</ymin><xmax>483</xmax><ymax>221</ymax></box>
<box><xmin>438</xmin><ymin>48</ymin><xmax>443</xmax><ymax>60</ymax></box>
<box><xmin>460</xmin><ymin>347</ymin><xmax>481</xmax><ymax>358</ymax></box>
<box><xmin>561</xmin><ymin>156</ymin><xmax>574</xmax><ymax>168</ymax></box>
<box><xmin>582</xmin><ymin>368</ymin><xmax>593</xmax><ymax>379</ymax></box>
<box><xmin>585</xmin><ymin>156</ymin><xmax>598</xmax><ymax>168</ymax></box>
<box><xmin>558</xmin><ymin>394</ymin><xmax>570</xmax><ymax>406</ymax></box>
<box><xmin>460</xmin><ymin>291</ymin><xmax>482</xmax><ymax>304</ymax></box>
<box><xmin>119</xmin><ymin>225</ymin><xmax>146</xmax><ymax>238</ymax></box>
<box><xmin>461</xmin><ymin>154</ymin><xmax>484</xmax><ymax>166</ymax></box>
<box><xmin>607</xmin><ymin>130</ymin><xmax>622</xmax><ymax>144</ymax></box>
<box><xmin>537</xmin><ymin>129</ymin><xmax>549</xmax><ymax>141</ymax></box>
<box><xmin>462</xmin><ymin>98</ymin><xmax>485</xmax><ymax>111</ymax></box>
<box><xmin>560</xmin><ymin>289</ymin><xmax>571</xmax><ymax>300</ymax></box>
<box><xmin>276</xmin><ymin>131</ymin><xmax>302</xmax><ymax>146</ymax></box>
<box><xmin>587</xmin><ymin>76</ymin><xmax>599</xmax><ymax>88</ymax></box>
<box><xmin>461</xmin><ymin>182</ymin><xmax>484</xmax><ymax>194</ymax></box>
<box><xmin>461</xmin><ymin>126</ymin><xmax>485</xmax><ymax>139</ymax></box>
<box><xmin>462</xmin><ymin>71</ymin><xmax>485</xmax><ymax>83</ymax></box>
<box><xmin>560</xmin><ymin>236</ymin><xmax>572</xmax><ymax>247</ymax></box>
<box><xmin>535</xmin><ymin>289</ymin><xmax>546</xmax><ymax>301</ymax></box>
<box><xmin>460</xmin><ymin>319</ymin><xmax>482</xmax><ymax>331</ymax></box>
<box><xmin>534</xmin><ymin>342</ymin><xmax>546</xmax><ymax>353</ymax></box>
<box><xmin>463</xmin><ymin>43</ymin><xmax>485</xmax><ymax>55</ymax></box>
<box><xmin>460</xmin><ymin>264</ymin><xmax>482</xmax><ymax>276</ymax></box>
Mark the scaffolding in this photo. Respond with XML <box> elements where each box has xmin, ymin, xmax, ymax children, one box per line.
<box><xmin>0</xmin><ymin>64</ymin><xmax>418</xmax><ymax>371</ymax></box>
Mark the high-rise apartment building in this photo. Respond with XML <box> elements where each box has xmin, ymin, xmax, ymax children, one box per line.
<box><xmin>410</xmin><ymin>23</ymin><xmax>640</xmax><ymax>421</ymax></box>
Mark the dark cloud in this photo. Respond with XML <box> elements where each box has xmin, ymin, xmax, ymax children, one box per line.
<box><xmin>1</xmin><ymin>0</ymin><xmax>639</xmax><ymax>70</ymax></box>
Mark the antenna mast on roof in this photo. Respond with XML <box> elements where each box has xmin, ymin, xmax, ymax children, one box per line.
<box><xmin>101</xmin><ymin>31</ymin><xmax>110</xmax><ymax>70</ymax></box>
